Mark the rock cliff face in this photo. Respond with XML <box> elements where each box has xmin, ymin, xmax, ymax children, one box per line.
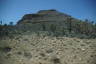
<box><xmin>17</xmin><ymin>9</ymin><xmax>71</xmax><ymax>24</ymax></box>
<box><xmin>16</xmin><ymin>9</ymin><xmax>74</xmax><ymax>32</ymax></box>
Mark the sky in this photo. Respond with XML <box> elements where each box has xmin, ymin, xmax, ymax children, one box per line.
<box><xmin>0</xmin><ymin>0</ymin><xmax>96</xmax><ymax>24</ymax></box>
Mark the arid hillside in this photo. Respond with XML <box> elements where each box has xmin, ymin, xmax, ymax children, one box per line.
<box><xmin>0</xmin><ymin>9</ymin><xmax>96</xmax><ymax>64</ymax></box>
<box><xmin>0</xmin><ymin>33</ymin><xmax>96</xmax><ymax>64</ymax></box>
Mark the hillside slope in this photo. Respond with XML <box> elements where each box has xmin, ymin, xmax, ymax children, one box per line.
<box><xmin>0</xmin><ymin>33</ymin><xmax>96</xmax><ymax>64</ymax></box>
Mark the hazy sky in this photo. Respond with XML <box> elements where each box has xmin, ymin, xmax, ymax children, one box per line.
<box><xmin>0</xmin><ymin>0</ymin><xmax>96</xmax><ymax>24</ymax></box>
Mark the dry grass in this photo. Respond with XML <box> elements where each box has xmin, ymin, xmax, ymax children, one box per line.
<box><xmin>0</xmin><ymin>33</ymin><xmax>96</xmax><ymax>64</ymax></box>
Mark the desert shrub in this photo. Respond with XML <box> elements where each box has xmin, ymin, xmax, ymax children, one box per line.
<box><xmin>46</xmin><ymin>49</ymin><xmax>53</xmax><ymax>53</ymax></box>
<box><xmin>0</xmin><ymin>24</ymin><xmax>9</xmax><ymax>37</ymax></box>
<box><xmin>0</xmin><ymin>47</ymin><xmax>12</xmax><ymax>53</ymax></box>
<box><xmin>17</xmin><ymin>51</ymin><xmax>22</xmax><ymax>55</ymax></box>
<box><xmin>51</xmin><ymin>57</ymin><xmax>61</xmax><ymax>64</ymax></box>
<box><xmin>24</xmin><ymin>52</ymin><xmax>32</xmax><ymax>59</ymax></box>
<box><xmin>39</xmin><ymin>53</ymin><xmax>46</xmax><ymax>57</ymax></box>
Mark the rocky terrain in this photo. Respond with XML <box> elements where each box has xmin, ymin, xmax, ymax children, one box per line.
<box><xmin>0</xmin><ymin>33</ymin><xmax>96</xmax><ymax>64</ymax></box>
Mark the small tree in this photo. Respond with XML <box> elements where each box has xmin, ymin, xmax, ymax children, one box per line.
<box><xmin>91</xmin><ymin>21</ymin><xmax>94</xmax><ymax>24</ymax></box>
<box><xmin>0</xmin><ymin>20</ymin><xmax>2</xmax><ymax>25</ymax></box>
<box><xmin>9</xmin><ymin>22</ymin><xmax>13</xmax><ymax>26</ymax></box>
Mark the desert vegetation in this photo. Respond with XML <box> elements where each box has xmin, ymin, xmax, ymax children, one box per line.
<box><xmin>0</xmin><ymin>33</ymin><xmax>96</xmax><ymax>64</ymax></box>
<box><xmin>0</xmin><ymin>18</ymin><xmax>96</xmax><ymax>39</ymax></box>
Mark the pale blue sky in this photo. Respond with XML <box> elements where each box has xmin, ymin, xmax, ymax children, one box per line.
<box><xmin>0</xmin><ymin>0</ymin><xmax>96</xmax><ymax>24</ymax></box>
